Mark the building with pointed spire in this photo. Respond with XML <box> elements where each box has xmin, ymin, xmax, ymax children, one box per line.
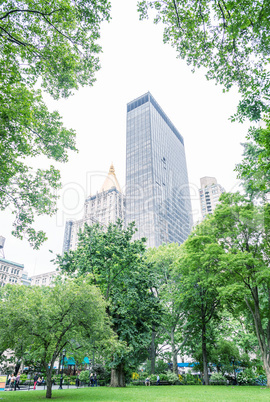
<box><xmin>62</xmin><ymin>164</ymin><xmax>125</xmax><ymax>252</ymax></box>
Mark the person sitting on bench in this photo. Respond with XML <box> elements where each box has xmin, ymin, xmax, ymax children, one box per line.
<box><xmin>145</xmin><ymin>377</ymin><xmax>150</xmax><ymax>386</ymax></box>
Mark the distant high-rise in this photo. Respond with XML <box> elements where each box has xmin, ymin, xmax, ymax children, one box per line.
<box><xmin>125</xmin><ymin>92</ymin><xmax>193</xmax><ymax>248</ymax></box>
<box><xmin>63</xmin><ymin>164</ymin><xmax>125</xmax><ymax>252</ymax></box>
<box><xmin>199</xmin><ymin>176</ymin><xmax>225</xmax><ymax>219</ymax></box>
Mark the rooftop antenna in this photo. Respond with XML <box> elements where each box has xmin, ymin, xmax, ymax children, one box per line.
<box><xmin>0</xmin><ymin>236</ymin><xmax>5</xmax><ymax>258</ymax></box>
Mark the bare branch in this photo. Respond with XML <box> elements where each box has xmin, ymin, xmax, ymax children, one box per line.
<box><xmin>0</xmin><ymin>8</ymin><xmax>62</xmax><ymax>21</ymax></box>
<box><xmin>172</xmin><ymin>0</ymin><xmax>184</xmax><ymax>33</ymax></box>
<box><xmin>0</xmin><ymin>25</ymin><xmax>28</xmax><ymax>46</ymax></box>
<box><xmin>198</xmin><ymin>1</ymin><xmax>207</xmax><ymax>47</ymax></box>
<box><xmin>175</xmin><ymin>334</ymin><xmax>188</xmax><ymax>354</ymax></box>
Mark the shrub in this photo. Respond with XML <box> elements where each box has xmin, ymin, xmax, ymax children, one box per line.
<box><xmin>155</xmin><ymin>360</ymin><xmax>170</xmax><ymax>374</ymax></box>
<box><xmin>210</xmin><ymin>373</ymin><xmax>226</xmax><ymax>385</ymax></box>
<box><xmin>92</xmin><ymin>364</ymin><xmax>111</xmax><ymax>382</ymax></box>
<box><xmin>255</xmin><ymin>374</ymin><xmax>267</xmax><ymax>386</ymax></box>
<box><xmin>52</xmin><ymin>373</ymin><xmax>68</xmax><ymax>384</ymax></box>
<box><xmin>185</xmin><ymin>373</ymin><xmax>195</xmax><ymax>385</ymax></box>
<box><xmin>130</xmin><ymin>380</ymin><xmax>141</xmax><ymax>386</ymax></box>
<box><xmin>78</xmin><ymin>370</ymin><xmax>90</xmax><ymax>384</ymax></box>
<box><xmin>149</xmin><ymin>374</ymin><xmax>157</xmax><ymax>382</ymax></box>
<box><xmin>139</xmin><ymin>372</ymin><xmax>148</xmax><ymax>380</ymax></box>
<box><xmin>237</xmin><ymin>369</ymin><xmax>256</xmax><ymax>385</ymax></box>
<box><xmin>19</xmin><ymin>374</ymin><xmax>28</xmax><ymax>384</ymax></box>
<box><xmin>167</xmin><ymin>372</ymin><xmax>179</xmax><ymax>384</ymax></box>
<box><xmin>159</xmin><ymin>373</ymin><xmax>168</xmax><ymax>381</ymax></box>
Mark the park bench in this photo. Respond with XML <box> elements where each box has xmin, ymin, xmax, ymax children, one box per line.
<box><xmin>131</xmin><ymin>380</ymin><xmax>172</xmax><ymax>386</ymax></box>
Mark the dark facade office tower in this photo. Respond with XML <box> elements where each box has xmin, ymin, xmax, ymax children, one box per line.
<box><xmin>125</xmin><ymin>92</ymin><xmax>193</xmax><ymax>248</ymax></box>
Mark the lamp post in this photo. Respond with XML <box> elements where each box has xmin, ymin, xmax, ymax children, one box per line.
<box><xmin>231</xmin><ymin>356</ymin><xmax>237</xmax><ymax>385</ymax></box>
<box><xmin>88</xmin><ymin>358</ymin><xmax>91</xmax><ymax>387</ymax></box>
<box><xmin>59</xmin><ymin>349</ymin><xmax>66</xmax><ymax>389</ymax></box>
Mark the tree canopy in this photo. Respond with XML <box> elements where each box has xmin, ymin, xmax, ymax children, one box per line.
<box><xmin>235</xmin><ymin>123</ymin><xmax>270</xmax><ymax>197</ymax></box>
<box><xmin>146</xmin><ymin>243</ymin><xmax>187</xmax><ymax>375</ymax></box>
<box><xmin>194</xmin><ymin>192</ymin><xmax>270</xmax><ymax>385</ymax></box>
<box><xmin>57</xmin><ymin>221</ymin><xmax>161</xmax><ymax>387</ymax></box>
<box><xmin>146</xmin><ymin>192</ymin><xmax>270</xmax><ymax>385</ymax></box>
<box><xmin>0</xmin><ymin>277</ymin><xmax>113</xmax><ymax>398</ymax></box>
<box><xmin>173</xmin><ymin>223</ymin><xmax>224</xmax><ymax>385</ymax></box>
<box><xmin>138</xmin><ymin>0</ymin><xmax>270</xmax><ymax>122</ymax></box>
<box><xmin>138</xmin><ymin>1</ymin><xmax>270</xmax><ymax>200</ymax></box>
<box><xmin>0</xmin><ymin>0</ymin><xmax>111</xmax><ymax>247</ymax></box>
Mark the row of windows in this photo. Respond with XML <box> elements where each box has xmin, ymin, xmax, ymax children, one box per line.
<box><xmin>0</xmin><ymin>265</ymin><xmax>20</xmax><ymax>275</ymax></box>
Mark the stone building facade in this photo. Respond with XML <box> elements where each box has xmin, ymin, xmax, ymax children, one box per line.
<box><xmin>0</xmin><ymin>257</ymin><xmax>24</xmax><ymax>287</ymax></box>
<box><xmin>30</xmin><ymin>271</ymin><xmax>58</xmax><ymax>287</ymax></box>
<box><xmin>63</xmin><ymin>164</ymin><xmax>125</xmax><ymax>253</ymax></box>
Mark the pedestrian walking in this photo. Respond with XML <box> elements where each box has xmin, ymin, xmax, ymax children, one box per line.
<box><xmin>14</xmin><ymin>372</ymin><xmax>20</xmax><ymax>390</ymax></box>
<box><xmin>6</xmin><ymin>374</ymin><xmax>11</xmax><ymax>386</ymax></box>
<box><xmin>9</xmin><ymin>374</ymin><xmax>15</xmax><ymax>389</ymax></box>
<box><xmin>33</xmin><ymin>373</ymin><xmax>38</xmax><ymax>390</ymax></box>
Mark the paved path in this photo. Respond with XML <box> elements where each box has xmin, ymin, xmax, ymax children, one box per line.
<box><xmin>5</xmin><ymin>384</ymin><xmax>94</xmax><ymax>392</ymax></box>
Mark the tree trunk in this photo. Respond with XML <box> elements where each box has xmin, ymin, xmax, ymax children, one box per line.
<box><xmin>14</xmin><ymin>360</ymin><xmax>21</xmax><ymax>376</ymax></box>
<box><xmin>266</xmin><ymin>369</ymin><xmax>270</xmax><ymax>388</ymax></box>
<box><xmin>262</xmin><ymin>354</ymin><xmax>270</xmax><ymax>388</ymax></box>
<box><xmin>202</xmin><ymin>322</ymin><xmax>209</xmax><ymax>385</ymax></box>
<box><xmin>150</xmin><ymin>329</ymin><xmax>156</xmax><ymax>374</ymax></box>
<box><xmin>245</xmin><ymin>290</ymin><xmax>270</xmax><ymax>388</ymax></box>
<box><xmin>171</xmin><ymin>332</ymin><xmax>178</xmax><ymax>374</ymax></box>
<box><xmin>110</xmin><ymin>363</ymin><xmax>125</xmax><ymax>387</ymax></box>
<box><xmin>46</xmin><ymin>366</ymin><xmax>53</xmax><ymax>398</ymax></box>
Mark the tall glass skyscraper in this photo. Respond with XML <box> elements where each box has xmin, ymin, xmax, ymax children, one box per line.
<box><xmin>125</xmin><ymin>92</ymin><xmax>193</xmax><ymax>248</ymax></box>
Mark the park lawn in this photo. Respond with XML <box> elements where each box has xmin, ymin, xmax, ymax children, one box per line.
<box><xmin>1</xmin><ymin>386</ymin><xmax>270</xmax><ymax>401</ymax></box>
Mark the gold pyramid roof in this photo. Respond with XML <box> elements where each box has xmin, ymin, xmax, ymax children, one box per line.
<box><xmin>99</xmin><ymin>163</ymin><xmax>121</xmax><ymax>192</ymax></box>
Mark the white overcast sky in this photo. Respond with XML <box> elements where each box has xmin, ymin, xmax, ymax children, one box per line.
<box><xmin>2</xmin><ymin>0</ymin><xmax>250</xmax><ymax>276</ymax></box>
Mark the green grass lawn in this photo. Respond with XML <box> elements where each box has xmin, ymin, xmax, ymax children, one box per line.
<box><xmin>1</xmin><ymin>385</ymin><xmax>270</xmax><ymax>401</ymax></box>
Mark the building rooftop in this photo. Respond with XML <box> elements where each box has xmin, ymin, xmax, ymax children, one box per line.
<box><xmin>200</xmin><ymin>176</ymin><xmax>218</xmax><ymax>188</ymax></box>
<box><xmin>0</xmin><ymin>257</ymin><xmax>24</xmax><ymax>268</ymax></box>
<box><xmin>99</xmin><ymin>163</ymin><xmax>121</xmax><ymax>193</ymax></box>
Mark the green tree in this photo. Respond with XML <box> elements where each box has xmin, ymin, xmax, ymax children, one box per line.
<box><xmin>138</xmin><ymin>0</ymin><xmax>270</xmax><ymax>122</ymax></box>
<box><xmin>174</xmin><ymin>223</ymin><xmax>224</xmax><ymax>385</ymax></box>
<box><xmin>138</xmin><ymin>1</ymin><xmax>270</xmax><ymax>200</ymax></box>
<box><xmin>235</xmin><ymin>123</ymin><xmax>270</xmax><ymax>198</ymax></box>
<box><xmin>211</xmin><ymin>311</ymin><xmax>258</xmax><ymax>372</ymax></box>
<box><xmin>210</xmin><ymin>339</ymin><xmax>240</xmax><ymax>376</ymax></box>
<box><xmin>57</xmin><ymin>221</ymin><xmax>161</xmax><ymax>387</ymax></box>
<box><xmin>146</xmin><ymin>243</ymin><xmax>187</xmax><ymax>374</ymax></box>
<box><xmin>0</xmin><ymin>277</ymin><xmax>112</xmax><ymax>398</ymax></box>
<box><xmin>0</xmin><ymin>1</ymin><xmax>111</xmax><ymax>247</ymax></box>
<box><xmin>211</xmin><ymin>192</ymin><xmax>270</xmax><ymax>387</ymax></box>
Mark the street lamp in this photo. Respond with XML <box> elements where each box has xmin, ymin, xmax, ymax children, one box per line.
<box><xmin>88</xmin><ymin>357</ymin><xmax>93</xmax><ymax>387</ymax></box>
<box><xmin>59</xmin><ymin>349</ymin><xmax>66</xmax><ymax>389</ymax></box>
<box><xmin>231</xmin><ymin>356</ymin><xmax>237</xmax><ymax>385</ymax></box>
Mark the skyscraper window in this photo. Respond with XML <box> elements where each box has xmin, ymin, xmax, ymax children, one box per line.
<box><xmin>125</xmin><ymin>92</ymin><xmax>193</xmax><ymax>248</ymax></box>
